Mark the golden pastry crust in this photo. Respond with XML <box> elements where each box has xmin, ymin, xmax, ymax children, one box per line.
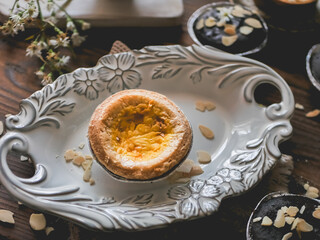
<box><xmin>88</xmin><ymin>89</ymin><xmax>192</xmax><ymax>180</ymax></box>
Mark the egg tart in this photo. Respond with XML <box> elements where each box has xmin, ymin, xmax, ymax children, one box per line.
<box><xmin>88</xmin><ymin>89</ymin><xmax>192</xmax><ymax>180</ymax></box>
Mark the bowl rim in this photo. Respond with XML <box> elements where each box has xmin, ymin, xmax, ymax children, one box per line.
<box><xmin>187</xmin><ymin>1</ymin><xmax>269</xmax><ymax>56</ymax></box>
<box><xmin>306</xmin><ymin>43</ymin><xmax>320</xmax><ymax>91</ymax></box>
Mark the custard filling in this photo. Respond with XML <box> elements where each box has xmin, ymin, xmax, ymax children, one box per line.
<box><xmin>109</xmin><ymin>101</ymin><xmax>173</xmax><ymax>162</ymax></box>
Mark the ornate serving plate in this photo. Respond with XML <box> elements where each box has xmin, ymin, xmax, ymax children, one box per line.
<box><xmin>0</xmin><ymin>45</ymin><xmax>294</xmax><ymax>231</ymax></box>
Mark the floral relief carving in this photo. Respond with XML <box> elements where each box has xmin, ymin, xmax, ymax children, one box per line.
<box><xmin>73</xmin><ymin>68</ymin><xmax>105</xmax><ymax>100</ymax></box>
<box><xmin>98</xmin><ymin>53</ymin><xmax>142</xmax><ymax>93</ymax></box>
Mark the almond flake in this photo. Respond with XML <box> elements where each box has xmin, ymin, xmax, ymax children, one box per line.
<box><xmin>295</xmin><ymin>103</ymin><xmax>304</xmax><ymax>110</ymax></box>
<box><xmin>312</xmin><ymin>209</ymin><xmax>320</xmax><ymax>219</ymax></box>
<box><xmin>204</xmin><ymin>101</ymin><xmax>216</xmax><ymax>111</ymax></box>
<box><xmin>285</xmin><ymin>216</ymin><xmax>295</xmax><ymax>225</ymax></box>
<box><xmin>304</xmin><ymin>183</ymin><xmax>310</xmax><ymax>190</ymax></box>
<box><xmin>240</xmin><ymin>26</ymin><xmax>253</xmax><ymax>35</ymax></box>
<box><xmin>253</xmin><ymin>217</ymin><xmax>262</xmax><ymax>222</ymax></box>
<box><xmin>205</xmin><ymin>17</ymin><xmax>216</xmax><ymax>28</ymax></box>
<box><xmin>305</xmin><ymin>191</ymin><xmax>319</xmax><ymax>199</ymax></box>
<box><xmin>89</xmin><ymin>178</ymin><xmax>95</xmax><ymax>185</ymax></box>
<box><xmin>291</xmin><ymin>217</ymin><xmax>300</xmax><ymax>230</ymax></box>
<box><xmin>45</xmin><ymin>226</ymin><xmax>54</xmax><ymax>236</ymax></box>
<box><xmin>64</xmin><ymin>149</ymin><xmax>77</xmax><ymax>162</ymax></box>
<box><xmin>222</xmin><ymin>35</ymin><xmax>238</xmax><ymax>47</ymax></box>
<box><xmin>73</xmin><ymin>155</ymin><xmax>85</xmax><ymax>166</ymax></box>
<box><xmin>216</xmin><ymin>20</ymin><xmax>226</xmax><ymax>27</ymax></box>
<box><xmin>190</xmin><ymin>165</ymin><xmax>204</xmax><ymax>176</ymax></box>
<box><xmin>83</xmin><ymin>164</ymin><xmax>92</xmax><ymax>182</ymax></box>
<box><xmin>85</xmin><ymin>155</ymin><xmax>93</xmax><ymax>160</ymax></box>
<box><xmin>196</xmin><ymin>150</ymin><xmax>211</xmax><ymax>164</ymax></box>
<box><xmin>281</xmin><ymin>232</ymin><xmax>293</xmax><ymax>240</ymax></box>
<box><xmin>0</xmin><ymin>209</ymin><xmax>15</xmax><ymax>224</ymax></box>
<box><xmin>176</xmin><ymin>159</ymin><xmax>194</xmax><ymax>173</ymax></box>
<box><xmin>244</xmin><ymin>18</ymin><xmax>263</xmax><ymax>28</ymax></box>
<box><xmin>199</xmin><ymin>124</ymin><xmax>214</xmax><ymax>139</ymax></box>
<box><xmin>261</xmin><ymin>216</ymin><xmax>273</xmax><ymax>226</ymax></box>
<box><xmin>175</xmin><ymin>177</ymin><xmax>191</xmax><ymax>183</ymax></box>
<box><xmin>224</xmin><ymin>24</ymin><xmax>236</xmax><ymax>35</ymax></box>
<box><xmin>274</xmin><ymin>209</ymin><xmax>285</xmax><ymax>228</ymax></box>
<box><xmin>234</xmin><ymin>5</ymin><xmax>252</xmax><ymax>15</ymax></box>
<box><xmin>196</xmin><ymin>18</ymin><xmax>204</xmax><ymax>30</ymax></box>
<box><xmin>81</xmin><ymin>159</ymin><xmax>93</xmax><ymax>171</ymax></box>
<box><xmin>296</xmin><ymin>219</ymin><xmax>313</xmax><ymax>232</ymax></box>
<box><xmin>231</xmin><ymin>9</ymin><xmax>245</xmax><ymax>18</ymax></box>
<box><xmin>195</xmin><ymin>101</ymin><xmax>206</xmax><ymax>112</ymax></box>
<box><xmin>308</xmin><ymin>186</ymin><xmax>319</xmax><ymax>194</ymax></box>
<box><xmin>287</xmin><ymin>206</ymin><xmax>299</xmax><ymax>217</ymax></box>
<box><xmin>29</xmin><ymin>213</ymin><xmax>46</xmax><ymax>231</ymax></box>
<box><xmin>305</xmin><ymin>109</ymin><xmax>320</xmax><ymax>117</ymax></box>
<box><xmin>20</xmin><ymin>155</ymin><xmax>29</xmax><ymax>162</ymax></box>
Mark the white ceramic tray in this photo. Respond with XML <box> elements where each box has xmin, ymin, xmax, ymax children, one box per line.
<box><xmin>0</xmin><ymin>45</ymin><xmax>294</xmax><ymax>231</ymax></box>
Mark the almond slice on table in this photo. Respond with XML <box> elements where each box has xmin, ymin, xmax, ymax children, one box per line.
<box><xmin>222</xmin><ymin>35</ymin><xmax>238</xmax><ymax>47</ymax></box>
<box><xmin>0</xmin><ymin>209</ymin><xmax>15</xmax><ymax>224</ymax></box>
<box><xmin>305</xmin><ymin>109</ymin><xmax>320</xmax><ymax>118</ymax></box>
<box><xmin>29</xmin><ymin>213</ymin><xmax>46</xmax><ymax>231</ymax></box>
<box><xmin>244</xmin><ymin>18</ymin><xmax>263</xmax><ymax>29</ymax></box>
<box><xmin>198</xmin><ymin>124</ymin><xmax>215</xmax><ymax>139</ymax></box>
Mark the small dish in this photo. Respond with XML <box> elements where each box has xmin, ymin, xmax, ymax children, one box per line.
<box><xmin>306</xmin><ymin>43</ymin><xmax>320</xmax><ymax>91</ymax></box>
<box><xmin>187</xmin><ymin>2</ymin><xmax>268</xmax><ymax>56</ymax></box>
<box><xmin>247</xmin><ymin>192</ymin><xmax>320</xmax><ymax>239</ymax></box>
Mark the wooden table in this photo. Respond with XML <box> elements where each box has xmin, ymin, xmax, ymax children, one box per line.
<box><xmin>0</xmin><ymin>1</ymin><xmax>319</xmax><ymax>239</ymax></box>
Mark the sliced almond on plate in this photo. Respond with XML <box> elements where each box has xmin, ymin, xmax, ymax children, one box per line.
<box><xmin>196</xmin><ymin>150</ymin><xmax>211</xmax><ymax>164</ymax></box>
<box><xmin>240</xmin><ymin>26</ymin><xmax>253</xmax><ymax>35</ymax></box>
<box><xmin>234</xmin><ymin>5</ymin><xmax>252</xmax><ymax>16</ymax></box>
<box><xmin>199</xmin><ymin>124</ymin><xmax>215</xmax><ymax>139</ymax></box>
<box><xmin>64</xmin><ymin>149</ymin><xmax>77</xmax><ymax>162</ymax></box>
<box><xmin>244</xmin><ymin>18</ymin><xmax>263</xmax><ymax>29</ymax></box>
<box><xmin>231</xmin><ymin>9</ymin><xmax>245</xmax><ymax>18</ymax></box>
<box><xmin>222</xmin><ymin>35</ymin><xmax>238</xmax><ymax>47</ymax></box>
<box><xmin>312</xmin><ymin>208</ymin><xmax>320</xmax><ymax>219</ymax></box>
<box><xmin>195</xmin><ymin>100</ymin><xmax>206</xmax><ymax>112</ymax></box>
<box><xmin>176</xmin><ymin>158</ymin><xmax>194</xmax><ymax>173</ymax></box>
<box><xmin>73</xmin><ymin>155</ymin><xmax>85</xmax><ymax>166</ymax></box>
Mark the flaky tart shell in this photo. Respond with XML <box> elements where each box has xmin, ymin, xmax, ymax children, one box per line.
<box><xmin>88</xmin><ymin>89</ymin><xmax>192</xmax><ymax>180</ymax></box>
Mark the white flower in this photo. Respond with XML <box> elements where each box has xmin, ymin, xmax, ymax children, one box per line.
<box><xmin>46</xmin><ymin>2</ymin><xmax>54</xmax><ymax>12</ymax></box>
<box><xmin>48</xmin><ymin>38</ymin><xmax>59</xmax><ymax>48</ymax></box>
<box><xmin>9</xmin><ymin>14</ymin><xmax>21</xmax><ymax>24</ymax></box>
<box><xmin>57</xmin><ymin>34</ymin><xmax>70</xmax><ymax>47</ymax></box>
<box><xmin>26</xmin><ymin>42</ymin><xmax>42</xmax><ymax>57</ymax></box>
<box><xmin>81</xmin><ymin>21</ymin><xmax>91</xmax><ymax>31</ymax></box>
<box><xmin>71</xmin><ymin>32</ymin><xmax>86</xmax><ymax>47</ymax></box>
<box><xmin>217</xmin><ymin>7</ymin><xmax>234</xmax><ymax>23</ymax></box>
<box><xmin>37</xmin><ymin>41</ymin><xmax>48</xmax><ymax>51</ymax></box>
<box><xmin>35</xmin><ymin>70</ymin><xmax>45</xmax><ymax>78</ymax></box>
<box><xmin>66</xmin><ymin>20</ymin><xmax>75</xmax><ymax>31</ymax></box>
<box><xmin>55</xmin><ymin>55</ymin><xmax>70</xmax><ymax>68</ymax></box>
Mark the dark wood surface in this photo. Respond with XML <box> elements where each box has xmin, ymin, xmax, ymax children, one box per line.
<box><xmin>0</xmin><ymin>1</ymin><xmax>319</xmax><ymax>239</ymax></box>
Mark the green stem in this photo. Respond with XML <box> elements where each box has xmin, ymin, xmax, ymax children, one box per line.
<box><xmin>10</xmin><ymin>0</ymin><xmax>19</xmax><ymax>13</ymax></box>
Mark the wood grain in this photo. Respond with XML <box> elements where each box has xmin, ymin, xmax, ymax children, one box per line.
<box><xmin>0</xmin><ymin>0</ymin><xmax>319</xmax><ymax>239</ymax></box>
